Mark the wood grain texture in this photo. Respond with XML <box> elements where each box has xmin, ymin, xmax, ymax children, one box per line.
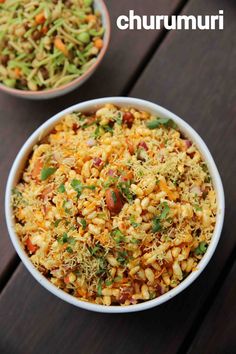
<box><xmin>131</xmin><ymin>0</ymin><xmax>236</xmax><ymax>351</ymax></box>
<box><xmin>0</xmin><ymin>0</ymin><xmax>236</xmax><ymax>353</ymax></box>
<box><xmin>0</xmin><ymin>0</ymin><xmax>182</xmax><ymax>285</ymax></box>
<box><xmin>187</xmin><ymin>262</ymin><xmax>236</xmax><ymax>354</ymax></box>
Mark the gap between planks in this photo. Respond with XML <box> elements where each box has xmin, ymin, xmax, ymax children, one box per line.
<box><xmin>0</xmin><ymin>254</ymin><xmax>20</xmax><ymax>293</ymax></box>
<box><xmin>121</xmin><ymin>0</ymin><xmax>190</xmax><ymax>96</ymax></box>
<box><xmin>177</xmin><ymin>244</ymin><xmax>236</xmax><ymax>354</ymax></box>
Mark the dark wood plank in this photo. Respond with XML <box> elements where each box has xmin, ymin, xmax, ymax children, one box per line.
<box><xmin>1</xmin><ymin>0</ymin><xmax>235</xmax><ymax>353</ymax></box>
<box><xmin>187</xmin><ymin>261</ymin><xmax>236</xmax><ymax>354</ymax></box>
<box><xmin>0</xmin><ymin>0</ymin><xmax>182</xmax><ymax>286</ymax></box>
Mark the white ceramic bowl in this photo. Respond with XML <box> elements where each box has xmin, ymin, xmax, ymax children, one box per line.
<box><xmin>5</xmin><ymin>97</ymin><xmax>225</xmax><ymax>313</ymax></box>
<box><xmin>0</xmin><ymin>0</ymin><xmax>110</xmax><ymax>100</ymax></box>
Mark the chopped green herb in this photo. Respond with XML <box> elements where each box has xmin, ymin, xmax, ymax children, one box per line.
<box><xmin>149</xmin><ymin>292</ymin><xmax>156</xmax><ymax>300</ymax></box>
<box><xmin>111</xmin><ymin>229</ymin><xmax>125</xmax><ymax>243</ymax></box>
<box><xmin>111</xmin><ymin>190</ymin><xmax>117</xmax><ymax>203</ymax></box>
<box><xmin>12</xmin><ymin>187</ymin><xmax>24</xmax><ymax>207</ymax></box>
<box><xmin>114</xmin><ymin>276</ymin><xmax>122</xmax><ymax>282</ymax></box>
<box><xmin>40</xmin><ymin>167</ymin><xmax>57</xmax><ymax>181</ymax></box>
<box><xmin>152</xmin><ymin>217</ymin><xmax>162</xmax><ymax>233</ymax></box>
<box><xmin>54</xmin><ymin>219</ymin><xmax>62</xmax><ymax>227</ymax></box>
<box><xmin>96</xmin><ymin>257</ymin><xmax>107</xmax><ymax>277</ymax></box>
<box><xmin>103</xmin><ymin>125</ymin><xmax>114</xmax><ymax>134</ymax></box>
<box><xmin>79</xmin><ymin>218</ymin><xmax>87</xmax><ymax>230</ymax></box>
<box><xmin>146</xmin><ymin>118</ymin><xmax>177</xmax><ymax>130</ymax></box>
<box><xmin>97</xmin><ymin>280</ymin><xmax>102</xmax><ymax>296</ymax></box>
<box><xmin>71</xmin><ymin>179</ymin><xmax>83</xmax><ymax>196</ymax></box>
<box><xmin>66</xmin><ymin>246</ymin><xmax>73</xmax><ymax>253</ymax></box>
<box><xmin>103</xmin><ymin>177</ymin><xmax>118</xmax><ymax>189</ymax></box>
<box><xmin>89</xmin><ymin>245</ymin><xmax>100</xmax><ymax>256</ymax></box>
<box><xmin>68</xmin><ymin>237</ymin><xmax>76</xmax><ymax>245</ymax></box>
<box><xmin>130</xmin><ymin>215</ymin><xmax>140</xmax><ymax>228</ymax></box>
<box><xmin>85</xmin><ymin>185</ymin><xmax>96</xmax><ymax>191</ymax></box>
<box><xmin>58</xmin><ymin>232</ymin><xmax>68</xmax><ymax>244</ymax></box>
<box><xmin>62</xmin><ymin>200</ymin><xmax>71</xmax><ymax>214</ymax></box>
<box><xmin>137</xmin><ymin>170</ymin><xmax>144</xmax><ymax>177</ymax></box>
<box><xmin>131</xmin><ymin>238</ymin><xmax>140</xmax><ymax>244</ymax></box>
<box><xmin>12</xmin><ymin>188</ymin><xmax>22</xmax><ymax>197</ymax></box>
<box><xmin>93</xmin><ymin>125</ymin><xmax>101</xmax><ymax>138</ymax></box>
<box><xmin>117</xmin><ymin>251</ymin><xmax>128</xmax><ymax>265</ymax></box>
<box><xmin>115</xmin><ymin>112</ymin><xmax>123</xmax><ymax>125</ymax></box>
<box><xmin>194</xmin><ymin>241</ymin><xmax>208</xmax><ymax>255</ymax></box>
<box><xmin>71</xmin><ymin>179</ymin><xmax>96</xmax><ymax>196</ymax></box>
<box><xmin>160</xmin><ymin>202</ymin><xmax>170</xmax><ymax>220</ymax></box>
<box><xmin>74</xmin><ymin>270</ymin><xmax>81</xmax><ymax>277</ymax></box>
<box><xmin>105</xmin><ymin>279</ymin><xmax>113</xmax><ymax>286</ymax></box>
<box><xmin>58</xmin><ymin>184</ymin><xmax>65</xmax><ymax>193</ymax></box>
<box><xmin>117</xmin><ymin>181</ymin><xmax>134</xmax><ymax>203</ymax></box>
<box><xmin>194</xmin><ymin>204</ymin><xmax>202</xmax><ymax>212</ymax></box>
<box><xmin>152</xmin><ymin>202</ymin><xmax>170</xmax><ymax>232</ymax></box>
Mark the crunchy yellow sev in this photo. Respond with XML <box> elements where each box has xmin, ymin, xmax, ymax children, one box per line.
<box><xmin>12</xmin><ymin>104</ymin><xmax>216</xmax><ymax>306</ymax></box>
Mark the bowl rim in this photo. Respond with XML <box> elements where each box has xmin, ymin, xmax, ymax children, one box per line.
<box><xmin>0</xmin><ymin>0</ymin><xmax>110</xmax><ymax>97</ymax></box>
<box><xmin>5</xmin><ymin>97</ymin><xmax>225</xmax><ymax>313</ymax></box>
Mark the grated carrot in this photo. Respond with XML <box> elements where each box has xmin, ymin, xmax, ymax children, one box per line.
<box><xmin>54</xmin><ymin>37</ymin><xmax>69</xmax><ymax>57</ymax></box>
<box><xmin>94</xmin><ymin>38</ymin><xmax>103</xmax><ymax>50</ymax></box>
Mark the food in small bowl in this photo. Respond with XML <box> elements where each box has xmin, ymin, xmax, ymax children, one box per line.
<box><xmin>5</xmin><ymin>97</ymin><xmax>224</xmax><ymax>313</ymax></box>
<box><xmin>0</xmin><ymin>0</ymin><xmax>110</xmax><ymax>99</ymax></box>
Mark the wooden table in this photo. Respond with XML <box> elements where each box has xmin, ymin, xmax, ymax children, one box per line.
<box><xmin>0</xmin><ymin>1</ymin><xmax>236</xmax><ymax>353</ymax></box>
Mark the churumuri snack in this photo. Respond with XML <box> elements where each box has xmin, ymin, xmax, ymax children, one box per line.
<box><xmin>0</xmin><ymin>0</ymin><xmax>104</xmax><ymax>91</ymax></box>
<box><xmin>12</xmin><ymin>104</ymin><xmax>216</xmax><ymax>306</ymax></box>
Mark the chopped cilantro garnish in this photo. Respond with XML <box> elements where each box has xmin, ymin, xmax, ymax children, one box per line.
<box><xmin>194</xmin><ymin>204</ymin><xmax>202</xmax><ymax>212</ymax></box>
<box><xmin>89</xmin><ymin>245</ymin><xmax>101</xmax><ymax>256</ymax></box>
<box><xmin>152</xmin><ymin>202</ymin><xmax>170</xmax><ymax>232</ymax></box>
<box><xmin>93</xmin><ymin>125</ymin><xmax>101</xmax><ymax>138</ymax></box>
<box><xmin>103</xmin><ymin>125</ymin><xmax>114</xmax><ymax>133</ymax></box>
<box><xmin>71</xmin><ymin>179</ymin><xmax>96</xmax><ymax>196</ymax></box>
<box><xmin>74</xmin><ymin>270</ymin><xmax>81</xmax><ymax>277</ymax></box>
<box><xmin>146</xmin><ymin>118</ymin><xmax>177</xmax><ymax>130</ymax></box>
<box><xmin>149</xmin><ymin>292</ymin><xmax>156</xmax><ymax>300</ymax></box>
<box><xmin>85</xmin><ymin>185</ymin><xmax>96</xmax><ymax>190</ymax></box>
<box><xmin>12</xmin><ymin>188</ymin><xmax>22</xmax><ymax>197</ymax></box>
<box><xmin>58</xmin><ymin>232</ymin><xmax>68</xmax><ymax>244</ymax></box>
<box><xmin>79</xmin><ymin>218</ymin><xmax>87</xmax><ymax>230</ymax></box>
<box><xmin>96</xmin><ymin>257</ymin><xmax>107</xmax><ymax>276</ymax></box>
<box><xmin>103</xmin><ymin>177</ymin><xmax>118</xmax><ymax>189</ymax></box>
<box><xmin>105</xmin><ymin>279</ymin><xmax>113</xmax><ymax>286</ymax></box>
<box><xmin>54</xmin><ymin>219</ymin><xmax>62</xmax><ymax>227</ymax></box>
<box><xmin>40</xmin><ymin>167</ymin><xmax>57</xmax><ymax>181</ymax></box>
<box><xmin>62</xmin><ymin>200</ymin><xmax>71</xmax><ymax>214</ymax></box>
<box><xmin>160</xmin><ymin>202</ymin><xmax>170</xmax><ymax>220</ymax></box>
<box><xmin>97</xmin><ymin>280</ymin><xmax>102</xmax><ymax>296</ymax></box>
<box><xmin>66</xmin><ymin>246</ymin><xmax>73</xmax><ymax>253</ymax></box>
<box><xmin>117</xmin><ymin>181</ymin><xmax>134</xmax><ymax>203</ymax></box>
<box><xmin>115</xmin><ymin>112</ymin><xmax>122</xmax><ymax>125</ymax></box>
<box><xmin>111</xmin><ymin>229</ymin><xmax>125</xmax><ymax>243</ymax></box>
<box><xmin>58</xmin><ymin>184</ymin><xmax>65</xmax><ymax>193</ymax></box>
<box><xmin>114</xmin><ymin>276</ymin><xmax>122</xmax><ymax>282</ymax></box>
<box><xmin>111</xmin><ymin>190</ymin><xmax>117</xmax><ymax>203</ymax></box>
<box><xmin>68</xmin><ymin>237</ymin><xmax>76</xmax><ymax>245</ymax></box>
<box><xmin>71</xmin><ymin>179</ymin><xmax>83</xmax><ymax>196</ymax></box>
<box><xmin>131</xmin><ymin>238</ymin><xmax>140</xmax><ymax>244</ymax></box>
<box><xmin>194</xmin><ymin>241</ymin><xmax>208</xmax><ymax>255</ymax></box>
<box><xmin>130</xmin><ymin>215</ymin><xmax>140</xmax><ymax>228</ymax></box>
<box><xmin>152</xmin><ymin>217</ymin><xmax>162</xmax><ymax>233</ymax></box>
<box><xmin>117</xmin><ymin>251</ymin><xmax>128</xmax><ymax>265</ymax></box>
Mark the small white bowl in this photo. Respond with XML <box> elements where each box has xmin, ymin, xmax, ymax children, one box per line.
<box><xmin>5</xmin><ymin>97</ymin><xmax>225</xmax><ymax>313</ymax></box>
<box><xmin>0</xmin><ymin>0</ymin><xmax>110</xmax><ymax>100</ymax></box>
